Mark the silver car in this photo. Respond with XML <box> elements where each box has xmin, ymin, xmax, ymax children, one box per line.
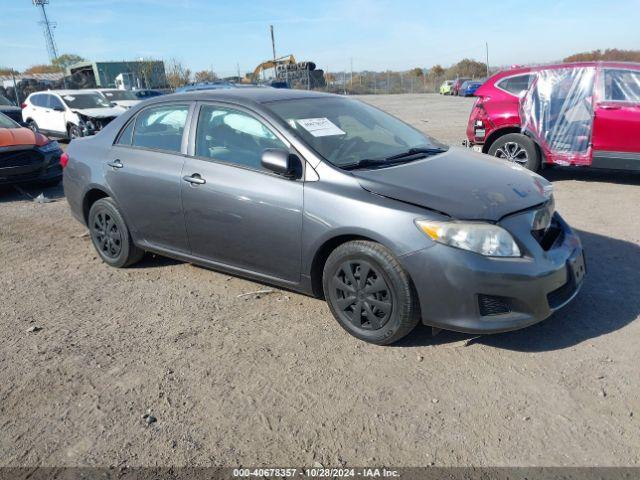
<box><xmin>62</xmin><ymin>89</ymin><xmax>585</xmax><ymax>345</ymax></box>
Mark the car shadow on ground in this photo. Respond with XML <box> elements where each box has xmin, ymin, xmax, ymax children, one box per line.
<box><xmin>0</xmin><ymin>183</ymin><xmax>65</xmax><ymax>203</ymax></box>
<box><xmin>543</xmin><ymin>167</ymin><xmax>640</xmax><ymax>186</ymax></box>
<box><xmin>131</xmin><ymin>253</ymin><xmax>183</xmax><ymax>269</ymax></box>
<box><xmin>396</xmin><ymin>228</ymin><xmax>640</xmax><ymax>352</ymax></box>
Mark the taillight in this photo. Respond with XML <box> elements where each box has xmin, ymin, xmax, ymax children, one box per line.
<box><xmin>20</xmin><ymin>103</ymin><xmax>27</xmax><ymax>109</ymax></box>
<box><xmin>60</xmin><ymin>152</ymin><xmax>69</xmax><ymax>168</ymax></box>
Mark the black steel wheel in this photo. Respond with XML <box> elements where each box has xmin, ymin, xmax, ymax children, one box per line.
<box><xmin>323</xmin><ymin>241</ymin><xmax>421</xmax><ymax>345</ymax></box>
<box><xmin>88</xmin><ymin>197</ymin><xmax>144</xmax><ymax>268</ymax></box>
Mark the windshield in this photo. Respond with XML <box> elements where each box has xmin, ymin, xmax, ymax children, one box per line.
<box><xmin>265</xmin><ymin>97</ymin><xmax>447</xmax><ymax>168</ymax></box>
<box><xmin>0</xmin><ymin>95</ymin><xmax>15</xmax><ymax>106</ymax></box>
<box><xmin>0</xmin><ymin>112</ymin><xmax>19</xmax><ymax>128</ymax></box>
<box><xmin>101</xmin><ymin>90</ymin><xmax>137</xmax><ymax>101</ymax></box>
<box><xmin>61</xmin><ymin>93</ymin><xmax>112</xmax><ymax>109</ymax></box>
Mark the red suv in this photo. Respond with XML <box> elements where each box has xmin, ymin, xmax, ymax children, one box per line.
<box><xmin>465</xmin><ymin>62</ymin><xmax>640</xmax><ymax>171</ymax></box>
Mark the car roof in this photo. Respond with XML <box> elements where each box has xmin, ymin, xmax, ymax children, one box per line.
<box><xmin>489</xmin><ymin>61</ymin><xmax>640</xmax><ymax>83</ymax></box>
<box><xmin>31</xmin><ymin>89</ymin><xmax>99</xmax><ymax>97</ymax></box>
<box><xmin>142</xmin><ymin>87</ymin><xmax>335</xmax><ymax>107</ymax></box>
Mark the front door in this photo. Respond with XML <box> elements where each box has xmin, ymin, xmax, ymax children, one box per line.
<box><xmin>592</xmin><ymin>67</ymin><xmax>640</xmax><ymax>169</ymax></box>
<box><xmin>181</xmin><ymin>103</ymin><xmax>303</xmax><ymax>283</ymax></box>
<box><xmin>105</xmin><ymin>103</ymin><xmax>192</xmax><ymax>252</ymax></box>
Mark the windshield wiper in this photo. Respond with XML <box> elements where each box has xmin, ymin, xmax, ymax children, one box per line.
<box><xmin>341</xmin><ymin>158</ymin><xmax>388</xmax><ymax>170</ymax></box>
<box><xmin>384</xmin><ymin>147</ymin><xmax>446</xmax><ymax>162</ymax></box>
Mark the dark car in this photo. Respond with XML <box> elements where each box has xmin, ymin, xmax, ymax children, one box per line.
<box><xmin>63</xmin><ymin>89</ymin><xmax>584</xmax><ymax>345</ymax></box>
<box><xmin>0</xmin><ymin>112</ymin><xmax>63</xmax><ymax>186</ymax></box>
<box><xmin>0</xmin><ymin>94</ymin><xmax>23</xmax><ymax>124</ymax></box>
<box><xmin>133</xmin><ymin>89</ymin><xmax>164</xmax><ymax>100</ymax></box>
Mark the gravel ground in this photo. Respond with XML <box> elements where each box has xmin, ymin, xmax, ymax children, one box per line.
<box><xmin>1</xmin><ymin>93</ymin><xmax>639</xmax><ymax>468</ymax></box>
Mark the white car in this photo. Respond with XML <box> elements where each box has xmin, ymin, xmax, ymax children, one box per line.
<box><xmin>21</xmin><ymin>90</ymin><xmax>126</xmax><ymax>140</ymax></box>
<box><xmin>93</xmin><ymin>88</ymin><xmax>142</xmax><ymax>109</ymax></box>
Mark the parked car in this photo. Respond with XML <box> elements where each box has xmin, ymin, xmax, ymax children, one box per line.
<box><xmin>439</xmin><ymin>80</ymin><xmax>454</xmax><ymax>95</ymax></box>
<box><xmin>460</xmin><ymin>80</ymin><xmax>483</xmax><ymax>97</ymax></box>
<box><xmin>451</xmin><ymin>78</ymin><xmax>471</xmax><ymax>96</ymax></box>
<box><xmin>94</xmin><ymin>89</ymin><xmax>141</xmax><ymax>109</ymax></box>
<box><xmin>132</xmin><ymin>89</ymin><xmax>164</xmax><ymax>100</ymax></box>
<box><xmin>0</xmin><ymin>111</ymin><xmax>63</xmax><ymax>186</ymax></box>
<box><xmin>63</xmin><ymin>89</ymin><xmax>584</xmax><ymax>345</ymax></box>
<box><xmin>0</xmin><ymin>95</ymin><xmax>23</xmax><ymax>124</ymax></box>
<box><xmin>22</xmin><ymin>90</ymin><xmax>125</xmax><ymax>140</ymax></box>
<box><xmin>465</xmin><ymin>61</ymin><xmax>640</xmax><ymax>171</ymax></box>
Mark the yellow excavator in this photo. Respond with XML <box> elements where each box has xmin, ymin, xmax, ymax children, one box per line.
<box><xmin>252</xmin><ymin>54</ymin><xmax>297</xmax><ymax>82</ymax></box>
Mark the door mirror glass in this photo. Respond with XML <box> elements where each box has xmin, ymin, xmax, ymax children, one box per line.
<box><xmin>261</xmin><ymin>149</ymin><xmax>301</xmax><ymax>178</ymax></box>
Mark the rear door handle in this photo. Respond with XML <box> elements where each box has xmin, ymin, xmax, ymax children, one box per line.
<box><xmin>183</xmin><ymin>173</ymin><xmax>206</xmax><ymax>185</ymax></box>
<box><xmin>107</xmin><ymin>159</ymin><xmax>124</xmax><ymax>169</ymax></box>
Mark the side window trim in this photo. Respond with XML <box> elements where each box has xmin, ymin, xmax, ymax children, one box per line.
<box><xmin>112</xmin><ymin>101</ymin><xmax>195</xmax><ymax>154</ymax></box>
<box><xmin>187</xmin><ymin>101</ymin><xmax>302</xmax><ymax>179</ymax></box>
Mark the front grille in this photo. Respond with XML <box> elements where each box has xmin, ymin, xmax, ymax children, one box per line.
<box><xmin>478</xmin><ymin>294</ymin><xmax>511</xmax><ymax>316</ymax></box>
<box><xmin>0</xmin><ymin>148</ymin><xmax>43</xmax><ymax>169</ymax></box>
<box><xmin>547</xmin><ymin>267</ymin><xmax>577</xmax><ymax>309</ymax></box>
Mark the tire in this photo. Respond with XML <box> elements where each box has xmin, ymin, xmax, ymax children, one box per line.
<box><xmin>322</xmin><ymin>240</ymin><xmax>421</xmax><ymax>345</ymax></box>
<box><xmin>88</xmin><ymin>197</ymin><xmax>144</xmax><ymax>268</ymax></box>
<box><xmin>68</xmin><ymin>124</ymin><xmax>81</xmax><ymax>140</ymax></box>
<box><xmin>27</xmin><ymin>119</ymin><xmax>39</xmax><ymax>133</ymax></box>
<box><xmin>488</xmin><ymin>133</ymin><xmax>541</xmax><ymax>172</ymax></box>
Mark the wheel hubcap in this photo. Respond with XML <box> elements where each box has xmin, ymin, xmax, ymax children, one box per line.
<box><xmin>495</xmin><ymin>141</ymin><xmax>529</xmax><ymax>165</ymax></box>
<box><xmin>331</xmin><ymin>260</ymin><xmax>392</xmax><ymax>330</ymax></box>
<box><xmin>92</xmin><ymin>211</ymin><xmax>122</xmax><ymax>258</ymax></box>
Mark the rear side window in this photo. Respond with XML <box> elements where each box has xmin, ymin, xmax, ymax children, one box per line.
<box><xmin>195</xmin><ymin>105</ymin><xmax>286</xmax><ymax>171</ymax></box>
<box><xmin>497</xmin><ymin>74</ymin><xmax>533</xmax><ymax>95</ymax></box>
<box><xmin>116</xmin><ymin>119</ymin><xmax>135</xmax><ymax>146</ymax></box>
<box><xmin>132</xmin><ymin>104</ymin><xmax>189</xmax><ymax>153</ymax></box>
<box><xmin>603</xmin><ymin>69</ymin><xmax>640</xmax><ymax>103</ymax></box>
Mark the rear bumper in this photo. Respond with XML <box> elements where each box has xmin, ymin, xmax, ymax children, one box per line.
<box><xmin>0</xmin><ymin>147</ymin><xmax>62</xmax><ymax>185</ymax></box>
<box><xmin>399</xmin><ymin>212</ymin><xmax>584</xmax><ymax>334</ymax></box>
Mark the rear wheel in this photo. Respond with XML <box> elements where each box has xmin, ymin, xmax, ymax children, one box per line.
<box><xmin>488</xmin><ymin>133</ymin><xmax>541</xmax><ymax>172</ymax></box>
<box><xmin>88</xmin><ymin>197</ymin><xmax>143</xmax><ymax>268</ymax></box>
<box><xmin>322</xmin><ymin>241</ymin><xmax>420</xmax><ymax>345</ymax></box>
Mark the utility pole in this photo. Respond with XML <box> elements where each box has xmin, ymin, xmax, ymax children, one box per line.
<box><xmin>237</xmin><ymin>62</ymin><xmax>240</xmax><ymax>80</ymax></box>
<box><xmin>350</xmin><ymin>57</ymin><xmax>353</xmax><ymax>92</ymax></box>
<box><xmin>485</xmin><ymin>41</ymin><xmax>490</xmax><ymax>78</ymax></box>
<box><xmin>270</xmin><ymin>25</ymin><xmax>277</xmax><ymax>62</ymax></box>
<box><xmin>33</xmin><ymin>0</ymin><xmax>58</xmax><ymax>62</ymax></box>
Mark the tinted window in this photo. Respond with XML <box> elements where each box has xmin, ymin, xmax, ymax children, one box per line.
<box><xmin>116</xmin><ymin>119</ymin><xmax>135</xmax><ymax>146</ymax></box>
<box><xmin>498</xmin><ymin>74</ymin><xmax>533</xmax><ymax>95</ymax></box>
<box><xmin>49</xmin><ymin>95</ymin><xmax>64</xmax><ymax>110</ymax></box>
<box><xmin>0</xmin><ymin>112</ymin><xmax>19</xmax><ymax>128</ymax></box>
<box><xmin>0</xmin><ymin>95</ymin><xmax>14</xmax><ymax>106</ymax></box>
<box><xmin>195</xmin><ymin>105</ymin><xmax>286</xmax><ymax>171</ymax></box>
<box><xmin>31</xmin><ymin>94</ymin><xmax>46</xmax><ymax>107</ymax></box>
<box><xmin>604</xmin><ymin>69</ymin><xmax>640</xmax><ymax>102</ymax></box>
<box><xmin>132</xmin><ymin>104</ymin><xmax>189</xmax><ymax>153</ymax></box>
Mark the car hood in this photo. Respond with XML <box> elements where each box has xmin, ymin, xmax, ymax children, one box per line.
<box><xmin>351</xmin><ymin>147</ymin><xmax>551</xmax><ymax>221</ymax></box>
<box><xmin>72</xmin><ymin>107</ymin><xmax>124</xmax><ymax>118</ymax></box>
<box><xmin>112</xmin><ymin>100</ymin><xmax>140</xmax><ymax>108</ymax></box>
<box><xmin>0</xmin><ymin>127</ymin><xmax>36</xmax><ymax>147</ymax></box>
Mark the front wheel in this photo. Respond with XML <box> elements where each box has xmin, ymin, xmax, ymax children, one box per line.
<box><xmin>68</xmin><ymin>124</ymin><xmax>82</xmax><ymax>140</ymax></box>
<box><xmin>322</xmin><ymin>241</ymin><xmax>421</xmax><ymax>345</ymax></box>
<box><xmin>488</xmin><ymin>133</ymin><xmax>541</xmax><ymax>172</ymax></box>
<box><xmin>88</xmin><ymin>197</ymin><xmax>144</xmax><ymax>268</ymax></box>
<box><xmin>27</xmin><ymin>119</ymin><xmax>39</xmax><ymax>133</ymax></box>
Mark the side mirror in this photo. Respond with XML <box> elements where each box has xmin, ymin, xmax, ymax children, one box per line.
<box><xmin>261</xmin><ymin>148</ymin><xmax>302</xmax><ymax>178</ymax></box>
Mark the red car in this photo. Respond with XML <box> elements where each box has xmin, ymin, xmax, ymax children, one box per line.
<box><xmin>0</xmin><ymin>112</ymin><xmax>63</xmax><ymax>187</ymax></box>
<box><xmin>465</xmin><ymin>61</ymin><xmax>640</xmax><ymax>171</ymax></box>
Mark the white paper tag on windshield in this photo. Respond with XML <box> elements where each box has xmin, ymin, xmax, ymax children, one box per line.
<box><xmin>297</xmin><ymin>118</ymin><xmax>345</xmax><ymax>137</ymax></box>
<box><xmin>63</xmin><ymin>96</ymin><xmax>75</xmax><ymax>101</ymax></box>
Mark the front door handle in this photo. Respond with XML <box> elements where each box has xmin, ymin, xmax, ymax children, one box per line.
<box><xmin>183</xmin><ymin>173</ymin><xmax>206</xmax><ymax>185</ymax></box>
<box><xmin>107</xmin><ymin>159</ymin><xmax>124</xmax><ymax>169</ymax></box>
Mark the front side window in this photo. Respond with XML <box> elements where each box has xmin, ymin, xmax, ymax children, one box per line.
<box><xmin>603</xmin><ymin>69</ymin><xmax>640</xmax><ymax>103</ymax></box>
<box><xmin>132</xmin><ymin>104</ymin><xmax>189</xmax><ymax>153</ymax></box>
<box><xmin>0</xmin><ymin>95</ymin><xmax>14</xmax><ymax>106</ymax></box>
<box><xmin>195</xmin><ymin>105</ymin><xmax>286</xmax><ymax>171</ymax></box>
<box><xmin>498</xmin><ymin>74</ymin><xmax>533</xmax><ymax>95</ymax></box>
<box><xmin>265</xmin><ymin>96</ymin><xmax>445</xmax><ymax>168</ymax></box>
<box><xmin>48</xmin><ymin>95</ymin><xmax>64</xmax><ymax>110</ymax></box>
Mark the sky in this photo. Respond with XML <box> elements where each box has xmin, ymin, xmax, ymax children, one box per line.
<box><xmin>2</xmin><ymin>0</ymin><xmax>639</xmax><ymax>75</ymax></box>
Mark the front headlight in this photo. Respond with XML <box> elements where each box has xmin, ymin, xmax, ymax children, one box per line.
<box><xmin>37</xmin><ymin>140</ymin><xmax>61</xmax><ymax>153</ymax></box>
<box><xmin>416</xmin><ymin>220</ymin><xmax>521</xmax><ymax>257</ymax></box>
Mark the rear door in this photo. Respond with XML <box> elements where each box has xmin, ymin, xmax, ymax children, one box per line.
<box><xmin>180</xmin><ymin>102</ymin><xmax>303</xmax><ymax>283</ymax></box>
<box><xmin>106</xmin><ymin>102</ymin><xmax>193</xmax><ymax>252</ymax></box>
<box><xmin>592</xmin><ymin>67</ymin><xmax>640</xmax><ymax>169</ymax></box>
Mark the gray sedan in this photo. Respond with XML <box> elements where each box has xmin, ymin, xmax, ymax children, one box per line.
<box><xmin>62</xmin><ymin>89</ymin><xmax>585</xmax><ymax>345</ymax></box>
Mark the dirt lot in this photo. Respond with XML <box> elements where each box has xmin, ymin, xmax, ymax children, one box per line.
<box><xmin>1</xmin><ymin>93</ymin><xmax>639</xmax><ymax>468</ymax></box>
